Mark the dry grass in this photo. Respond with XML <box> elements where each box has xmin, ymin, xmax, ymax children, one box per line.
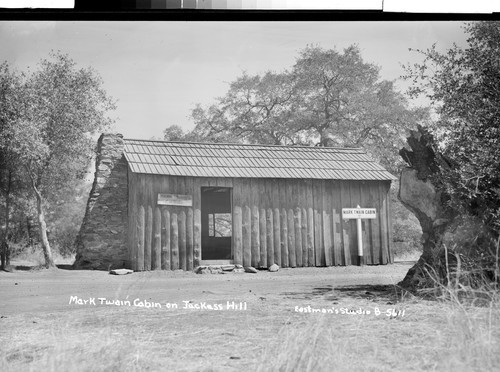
<box><xmin>2</xmin><ymin>295</ymin><xmax>498</xmax><ymax>372</ymax></box>
<box><xmin>1</xmin><ymin>262</ymin><xmax>499</xmax><ymax>372</ymax></box>
<box><xmin>9</xmin><ymin>247</ymin><xmax>75</xmax><ymax>268</ymax></box>
<box><xmin>258</xmin><ymin>292</ymin><xmax>500</xmax><ymax>372</ymax></box>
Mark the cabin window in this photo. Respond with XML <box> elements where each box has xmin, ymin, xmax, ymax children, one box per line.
<box><xmin>208</xmin><ymin>213</ymin><xmax>232</xmax><ymax>237</ymax></box>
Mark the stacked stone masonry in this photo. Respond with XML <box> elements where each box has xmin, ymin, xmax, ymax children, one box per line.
<box><xmin>74</xmin><ymin>134</ymin><xmax>129</xmax><ymax>270</ymax></box>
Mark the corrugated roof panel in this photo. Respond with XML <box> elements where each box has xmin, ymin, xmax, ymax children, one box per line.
<box><xmin>154</xmin><ymin>154</ymin><xmax>164</xmax><ymax>165</ymax></box>
<box><xmin>246</xmin><ymin>157</ymin><xmax>258</xmax><ymax>168</ymax></box>
<box><xmin>129</xmin><ymin>163</ymin><xmax>141</xmax><ymax>173</ymax></box>
<box><xmin>193</xmin><ymin>156</ymin><xmax>203</xmax><ymax>167</ymax></box>
<box><xmin>187</xmin><ymin>166</ymin><xmax>199</xmax><ymax>177</ymax></box>
<box><xmin>142</xmin><ymin>163</ymin><xmax>152</xmax><ymax>174</ymax></box>
<box><xmin>211</xmin><ymin>167</ymin><xmax>223</xmax><ymax>178</ymax></box>
<box><xmin>142</xmin><ymin>154</ymin><xmax>153</xmax><ymax>164</ymax></box>
<box><xmin>251</xmin><ymin>167</ymin><xmax>263</xmax><ymax>178</ymax></box>
<box><xmin>149</xmin><ymin>163</ymin><xmax>160</xmax><ymax>174</ymax></box>
<box><xmin>148</xmin><ymin>145</ymin><xmax>158</xmax><ymax>155</ymax></box>
<box><xmin>179</xmin><ymin>147</ymin><xmax>191</xmax><ymax>156</ymax></box>
<box><xmin>237</xmin><ymin>167</ymin><xmax>251</xmax><ymax>178</ymax></box>
<box><xmin>128</xmin><ymin>162</ymin><xmax>138</xmax><ymax>173</ymax></box>
<box><xmin>155</xmin><ymin>164</ymin><xmax>167</xmax><ymax>175</ymax></box>
<box><xmin>128</xmin><ymin>153</ymin><xmax>140</xmax><ymax>163</ymax></box>
<box><xmin>284</xmin><ymin>157</ymin><xmax>295</xmax><ymax>167</ymax></box>
<box><xmin>128</xmin><ymin>144</ymin><xmax>138</xmax><ymax>153</ymax></box>
<box><xmin>162</xmin><ymin>165</ymin><xmax>173</xmax><ymax>175</ymax></box>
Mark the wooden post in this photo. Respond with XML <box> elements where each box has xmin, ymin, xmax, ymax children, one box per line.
<box><xmin>360</xmin><ymin>182</ymin><xmax>373</xmax><ymax>265</ymax></box>
<box><xmin>234</xmin><ymin>206</ymin><xmax>243</xmax><ymax>265</ymax></box>
<box><xmin>280</xmin><ymin>208</ymin><xmax>288</xmax><ymax>268</ymax></box>
<box><xmin>251</xmin><ymin>206</ymin><xmax>260</xmax><ymax>268</ymax></box>
<box><xmin>301</xmin><ymin>208</ymin><xmax>308</xmax><ymax>267</ymax></box>
<box><xmin>187</xmin><ymin>208</ymin><xmax>194</xmax><ymax>271</ymax></box>
<box><xmin>356</xmin><ymin>216</ymin><xmax>364</xmax><ymax>266</ymax></box>
<box><xmin>340</xmin><ymin>182</ymin><xmax>352</xmax><ymax>265</ymax></box>
<box><xmin>137</xmin><ymin>205</ymin><xmax>145</xmax><ymax>271</ymax></box>
<box><xmin>171</xmin><ymin>213</ymin><xmax>179</xmax><ymax>269</ymax></box>
<box><xmin>386</xmin><ymin>182</ymin><xmax>394</xmax><ymax>264</ymax></box>
<box><xmin>145</xmin><ymin>206</ymin><xmax>153</xmax><ymax>271</ymax></box>
<box><xmin>259</xmin><ymin>208</ymin><xmax>267</xmax><ymax>268</ymax></box>
<box><xmin>179</xmin><ymin>211</ymin><xmax>187</xmax><ymax>270</ymax></box>
<box><xmin>153</xmin><ymin>207</ymin><xmax>161</xmax><ymax>270</ymax></box>
<box><xmin>273</xmin><ymin>207</ymin><xmax>281</xmax><ymax>266</ymax></box>
<box><xmin>307</xmin><ymin>207</ymin><xmax>314</xmax><ymax>266</ymax></box>
<box><xmin>243</xmin><ymin>205</ymin><xmax>252</xmax><ymax>267</ymax></box>
<box><xmin>332</xmin><ymin>209</ymin><xmax>342</xmax><ymax>266</ymax></box>
<box><xmin>193</xmin><ymin>208</ymin><xmax>201</xmax><ymax>267</ymax></box>
<box><xmin>288</xmin><ymin>209</ymin><xmax>296</xmax><ymax>267</ymax></box>
<box><xmin>266</xmin><ymin>208</ymin><xmax>274</xmax><ymax>266</ymax></box>
<box><xmin>161</xmin><ymin>209</ymin><xmax>170</xmax><ymax>270</ymax></box>
<box><xmin>379</xmin><ymin>184</ymin><xmax>389</xmax><ymax>264</ymax></box>
<box><xmin>323</xmin><ymin>208</ymin><xmax>332</xmax><ymax>266</ymax></box>
<box><xmin>294</xmin><ymin>208</ymin><xmax>302</xmax><ymax>267</ymax></box>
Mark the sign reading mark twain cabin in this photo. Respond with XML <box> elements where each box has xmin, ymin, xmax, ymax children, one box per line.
<box><xmin>342</xmin><ymin>207</ymin><xmax>377</xmax><ymax>219</ymax></box>
<box><xmin>74</xmin><ymin>133</ymin><xmax>396</xmax><ymax>272</ymax></box>
<box><xmin>158</xmin><ymin>193</ymin><xmax>192</xmax><ymax>207</ymax></box>
<box><xmin>342</xmin><ymin>206</ymin><xmax>377</xmax><ymax>266</ymax></box>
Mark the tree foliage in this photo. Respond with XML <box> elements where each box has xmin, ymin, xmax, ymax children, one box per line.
<box><xmin>403</xmin><ymin>22</ymin><xmax>500</xmax><ymax>235</ymax></box>
<box><xmin>0</xmin><ymin>52</ymin><xmax>116</xmax><ymax>268</ymax></box>
<box><xmin>187</xmin><ymin>44</ymin><xmax>428</xmax><ymax>174</ymax></box>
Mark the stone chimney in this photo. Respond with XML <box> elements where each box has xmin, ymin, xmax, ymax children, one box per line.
<box><xmin>74</xmin><ymin>133</ymin><xmax>129</xmax><ymax>270</ymax></box>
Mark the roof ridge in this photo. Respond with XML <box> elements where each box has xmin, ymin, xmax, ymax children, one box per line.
<box><xmin>123</xmin><ymin>138</ymin><xmax>364</xmax><ymax>152</ymax></box>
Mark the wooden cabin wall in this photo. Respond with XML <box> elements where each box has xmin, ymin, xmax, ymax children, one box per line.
<box><xmin>128</xmin><ymin>174</ymin><xmax>393</xmax><ymax>271</ymax></box>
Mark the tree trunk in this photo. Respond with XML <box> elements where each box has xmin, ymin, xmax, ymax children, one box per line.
<box><xmin>397</xmin><ymin>125</ymin><xmax>456</xmax><ymax>290</ymax></box>
<box><xmin>33</xmin><ymin>184</ymin><xmax>55</xmax><ymax>269</ymax></box>
<box><xmin>1</xmin><ymin>170</ymin><xmax>12</xmax><ymax>270</ymax></box>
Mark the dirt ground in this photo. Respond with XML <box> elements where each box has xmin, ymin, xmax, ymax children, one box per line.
<box><xmin>0</xmin><ymin>261</ymin><xmax>412</xmax><ymax>316</ymax></box>
<box><xmin>1</xmin><ymin>261</ymin><xmax>498</xmax><ymax>371</ymax></box>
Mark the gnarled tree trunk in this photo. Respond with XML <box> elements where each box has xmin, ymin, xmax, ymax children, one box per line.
<box><xmin>33</xmin><ymin>185</ymin><xmax>55</xmax><ymax>268</ymax></box>
<box><xmin>398</xmin><ymin>125</ymin><xmax>456</xmax><ymax>290</ymax></box>
<box><xmin>1</xmin><ymin>169</ymin><xmax>12</xmax><ymax>270</ymax></box>
<box><xmin>27</xmin><ymin>165</ymin><xmax>55</xmax><ymax>269</ymax></box>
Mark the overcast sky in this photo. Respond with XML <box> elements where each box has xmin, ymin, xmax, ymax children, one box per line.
<box><xmin>0</xmin><ymin>21</ymin><xmax>468</xmax><ymax>140</ymax></box>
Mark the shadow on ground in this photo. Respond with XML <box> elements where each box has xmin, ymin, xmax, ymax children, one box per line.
<box><xmin>2</xmin><ymin>264</ymin><xmax>74</xmax><ymax>272</ymax></box>
<box><xmin>282</xmin><ymin>284</ymin><xmax>405</xmax><ymax>304</ymax></box>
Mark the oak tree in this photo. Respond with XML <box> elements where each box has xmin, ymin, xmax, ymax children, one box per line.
<box><xmin>399</xmin><ymin>22</ymin><xmax>500</xmax><ymax>289</ymax></box>
<box><xmin>188</xmin><ymin>45</ymin><xmax>428</xmax><ymax>174</ymax></box>
<box><xmin>0</xmin><ymin>52</ymin><xmax>115</xmax><ymax>268</ymax></box>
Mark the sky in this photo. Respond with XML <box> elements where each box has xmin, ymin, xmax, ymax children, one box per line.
<box><xmin>0</xmin><ymin>21</ymin><xmax>469</xmax><ymax>140</ymax></box>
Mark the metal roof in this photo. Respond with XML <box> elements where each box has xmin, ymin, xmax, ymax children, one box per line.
<box><xmin>123</xmin><ymin>139</ymin><xmax>396</xmax><ymax>181</ymax></box>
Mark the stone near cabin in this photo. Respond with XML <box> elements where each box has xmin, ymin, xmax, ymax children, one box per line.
<box><xmin>221</xmin><ymin>265</ymin><xmax>235</xmax><ymax>271</ymax></box>
<box><xmin>233</xmin><ymin>268</ymin><xmax>245</xmax><ymax>273</ymax></box>
<box><xmin>235</xmin><ymin>264</ymin><xmax>243</xmax><ymax>269</ymax></box>
<box><xmin>109</xmin><ymin>269</ymin><xmax>133</xmax><ymax>275</ymax></box>
<box><xmin>244</xmin><ymin>266</ymin><xmax>258</xmax><ymax>273</ymax></box>
<box><xmin>208</xmin><ymin>266</ymin><xmax>223</xmax><ymax>274</ymax></box>
<box><xmin>269</xmin><ymin>264</ymin><xmax>279</xmax><ymax>272</ymax></box>
<box><xmin>194</xmin><ymin>266</ymin><xmax>207</xmax><ymax>274</ymax></box>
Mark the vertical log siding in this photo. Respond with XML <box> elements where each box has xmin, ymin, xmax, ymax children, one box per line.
<box><xmin>129</xmin><ymin>175</ymin><xmax>392</xmax><ymax>271</ymax></box>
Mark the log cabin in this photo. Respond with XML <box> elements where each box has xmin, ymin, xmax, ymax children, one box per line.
<box><xmin>74</xmin><ymin>133</ymin><xmax>396</xmax><ymax>271</ymax></box>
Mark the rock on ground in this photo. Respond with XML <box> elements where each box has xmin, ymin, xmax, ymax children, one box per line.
<box><xmin>269</xmin><ymin>264</ymin><xmax>279</xmax><ymax>272</ymax></box>
<box><xmin>109</xmin><ymin>269</ymin><xmax>133</xmax><ymax>275</ymax></box>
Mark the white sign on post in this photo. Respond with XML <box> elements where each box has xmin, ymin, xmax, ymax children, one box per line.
<box><xmin>342</xmin><ymin>207</ymin><xmax>376</xmax><ymax>219</ymax></box>
<box><xmin>157</xmin><ymin>193</ymin><xmax>192</xmax><ymax>207</ymax></box>
<box><xmin>341</xmin><ymin>205</ymin><xmax>377</xmax><ymax>265</ymax></box>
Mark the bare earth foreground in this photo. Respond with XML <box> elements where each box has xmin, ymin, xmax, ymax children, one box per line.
<box><xmin>1</xmin><ymin>262</ymin><xmax>499</xmax><ymax>372</ymax></box>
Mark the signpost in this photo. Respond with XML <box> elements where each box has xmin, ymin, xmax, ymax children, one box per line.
<box><xmin>342</xmin><ymin>205</ymin><xmax>376</xmax><ymax>266</ymax></box>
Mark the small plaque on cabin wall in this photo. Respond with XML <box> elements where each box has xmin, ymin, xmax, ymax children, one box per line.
<box><xmin>157</xmin><ymin>193</ymin><xmax>192</xmax><ymax>206</ymax></box>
